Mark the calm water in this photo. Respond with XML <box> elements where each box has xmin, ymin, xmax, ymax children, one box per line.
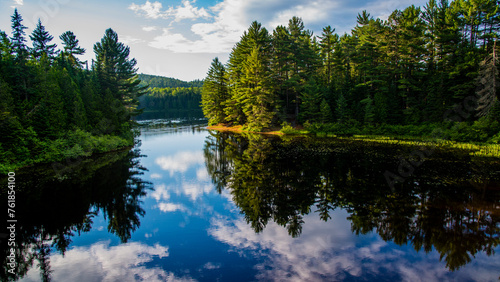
<box><xmin>1</xmin><ymin>121</ymin><xmax>500</xmax><ymax>281</ymax></box>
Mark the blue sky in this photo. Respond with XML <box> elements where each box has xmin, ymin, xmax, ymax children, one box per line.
<box><xmin>1</xmin><ymin>0</ymin><xmax>428</xmax><ymax>81</ymax></box>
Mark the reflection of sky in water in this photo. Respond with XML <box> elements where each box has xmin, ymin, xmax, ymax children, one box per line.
<box><xmin>20</xmin><ymin>126</ymin><xmax>500</xmax><ymax>281</ymax></box>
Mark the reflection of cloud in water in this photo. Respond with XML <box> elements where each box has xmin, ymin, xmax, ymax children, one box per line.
<box><xmin>196</xmin><ymin>167</ymin><xmax>209</xmax><ymax>181</ymax></box>
<box><xmin>157</xmin><ymin>202</ymin><xmax>187</xmax><ymax>213</ymax></box>
<box><xmin>209</xmin><ymin>210</ymin><xmax>500</xmax><ymax>282</ymax></box>
<box><xmin>202</xmin><ymin>262</ymin><xmax>221</xmax><ymax>270</ymax></box>
<box><xmin>20</xmin><ymin>241</ymin><xmax>194</xmax><ymax>282</ymax></box>
<box><xmin>150</xmin><ymin>173</ymin><xmax>163</xmax><ymax>179</ymax></box>
<box><xmin>181</xmin><ymin>182</ymin><xmax>213</xmax><ymax>201</ymax></box>
<box><xmin>150</xmin><ymin>184</ymin><xmax>171</xmax><ymax>201</ymax></box>
<box><xmin>155</xmin><ymin>151</ymin><xmax>204</xmax><ymax>176</ymax></box>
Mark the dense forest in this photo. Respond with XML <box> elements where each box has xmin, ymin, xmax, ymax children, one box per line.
<box><xmin>202</xmin><ymin>0</ymin><xmax>500</xmax><ymax>143</ymax></box>
<box><xmin>138</xmin><ymin>87</ymin><xmax>202</xmax><ymax>113</ymax></box>
<box><xmin>137</xmin><ymin>74</ymin><xmax>203</xmax><ymax>118</ymax></box>
<box><xmin>138</xmin><ymin>74</ymin><xmax>203</xmax><ymax>88</ymax></box>
<box><xmin>0</xmin><ymin>9</ymin><xmax>145</xmax><ymax>172</ymax></box>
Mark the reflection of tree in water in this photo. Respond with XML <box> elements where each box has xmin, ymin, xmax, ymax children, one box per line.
<box><xmin>0</xmin><ymin>148</ymin><xmax>151</xmax><ymax>281</ymax></box>
<box><xmin>204</xmin><ymin>131</ymin><xmax>500</xmax><ymax>271</ymax></box>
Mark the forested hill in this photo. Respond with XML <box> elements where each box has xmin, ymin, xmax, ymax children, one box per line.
<box><xmin>0</xmin><ymin>9</ymin><xmax>144</xmax><ymax>172</ymax></box>
<box><xmin>138</xmin><ymin>74</ymin><xmax>203</xmax><ymax>88</ymax></box>
<box><xmin>137</xmin><ymin>75</ymin><xmax>204</xmax><ymax>119</ymax></box>
<box><xmin>202</xmin><ymin>0</ymin><xmax>500</xmax><ymax>143</ymax></box>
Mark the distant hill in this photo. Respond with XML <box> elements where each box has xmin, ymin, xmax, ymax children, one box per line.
<box><xmin>136</xmin><ymin>74</ymin><xmax>204</xmax><ymax>120</ymax></box>
<box><xmin>138</xmin><ymin>74</ymin><xmax>203</xmax><ymax>88</ymax></box>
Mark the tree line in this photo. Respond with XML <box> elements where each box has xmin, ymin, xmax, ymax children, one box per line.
<box><xmin>138</xmin><ymin>73</ymin><xmax>203</xmax><ymax>88</ymax></box>
<box><xmin>139</xmin><ymin>86</ymin><xmax>202</xmax><ymax>114</ymax></box>
<box><xmin>202</xmin><ymin>0</ymin><xmax>500</xmax><ymax>138</ymax></box>
<box><xmin>0</xmin><ymin>9</ymin><xmax>145</xmax><ymax>172</ymax></box>
<box><xmin>136</xmin><ymin>74</ymin><xmax>204</xmax><ymax>118</ymax></box>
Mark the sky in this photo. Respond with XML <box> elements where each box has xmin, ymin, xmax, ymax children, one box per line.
<box><xmin>1</xmin><ymin>0</ymin><xmax>428</xmax><ymax>81</ymax></box>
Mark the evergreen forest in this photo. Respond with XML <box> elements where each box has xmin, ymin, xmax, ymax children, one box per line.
<box><xmin>0</xmin><ymin>9</ymin><xmax>145</xmax><ymax>172</ymax></box>
<box><xmin>202</xmin><ymin>0</ymin><xmax>500</xmax><ymax>143</ymax></box>
<box><xmin>137</xmin><ymin>74</ymin><xmax>203</xmax><ymax>117</ymax></box>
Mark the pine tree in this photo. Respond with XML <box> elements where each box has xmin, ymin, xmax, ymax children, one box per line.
<box><xmin>286</xmin><ymin>17</ymin><xmax>319</xmax><ymax>121</ymax></box>
<box><xmin>271</xmin><ymin>25</ymin><xmax>293</xmax><ymax>117</ymax></box>
<box><xmin>299</xmin><ymin>78</ymin><xmax>323</xmax><ymax>123</ymax></box>
<box><xmin>225</xmin><ymin>21</ymin><xmax>272</xmax><ymax>125</ymax></box>
<box><xmin>59</xmin><ymin>31</ymin><xmax>85</xmax><ymax>67</ymax></box>
<box><xmin>10</xmin><ymin>8</ymin><xmax>27</xmax><ymax>59</ymax></box>
<box><xmin>361</xmin><ymin>96</ymin><xmax>375</xmax><ymax>125</ymax></box>
<box><xmin>318</xmin><ymin>26</ymin><xmax>338</xmax><ymax>86</ymax></box>
<box><xmin>202</xmin><ymin>57</ymin><xmax>228</xmax><ymax>125</ymax></box>
<box><xmin>476</xmin><ymin>40</ymin><xmax>499</xmax><ymax>117</ymax></box>
<box><xmin>239</xmin><ymin>48</ymin><xmax>275</xmax><ymax>131</ymax></box>
<box><xmin>30</xmin><ymin>19</ymin><xmax>58</xmax><ymax>60</ymax></box>
<box><xmin>319</xmin><ymin>99</ymin><xmax>333</xmax><ymax>123</ymax></box>
<box><xmin>335</xmin><ymin>93</ymin><xmax>349</xmax><ymax>123</ymax></box>
<box><xmin>94</xmin><ymin>28</ymin><xmax>146</xmax><ymax>125</ymax></box>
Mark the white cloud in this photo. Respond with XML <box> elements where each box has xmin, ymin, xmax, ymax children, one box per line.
<box><xmin>129</xmin><ymin>1</ymin><xmax>164</xmax><ymax>19</ymax></box>
<box><xmin>20</xmin><ymin>241</ymin><xmax>195</xmax><ymax>282</ymax></box>
<box><xmin>148</xmin><ymin>0</ymin><xmax>248</xmax><ymax>53</ymax></box>
<box><xmin>121</xmin><ymin>35</ymin><xmax>145</xmax><ymax>45</ymax></box>
<box><xmin>168</xmin><ymin>0</ymin><xmax>210</xmax><ymax>22</ymax></box>
<box><xmin>157</xmin><ymin>202</ymin><xmax>187</xmax><ymax>213</ymax></box>
<box><xmin>13</xmin><ymin>0</ymin><xmax>23</xmax><ymax>6</ymax></box>
<box><xmin>267</xmin><ymin>0</ymin><xmax>341</xmax><ymax>28</ymax></box>
<box><xmin>144</xmin><ymin>0</ymin><xmax>431</xmax><ymax>54</ymax></box>
<box><xmin>155</xmin><ymin>151</ymin><xmax>204</xmax><ymax>176</ymax></box>
<box><xmin>129</xmin><ymin>0</ymin><xmax>210</xmax><ymax>22</ymax></box>
<box><xmin>142</xmin><ymin>26</ymin><xmax>158</xmax><ymax>32</ymax></box>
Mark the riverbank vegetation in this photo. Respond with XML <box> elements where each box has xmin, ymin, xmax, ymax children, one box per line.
<box><xmin>202</xmin><ymin>0</ymin><xmax>500</xmax><ymax>144</ymax></box>
<box><xmin>0</xmin><ymin>9</ymin><xmax>145</xmax><ymax>173</ymax></box>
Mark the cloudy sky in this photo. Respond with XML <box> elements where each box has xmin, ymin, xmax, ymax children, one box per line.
<box><xmin>1</xmin><ymin>0</ymin><xmax>427</xmax><ymax>81</ymax></box>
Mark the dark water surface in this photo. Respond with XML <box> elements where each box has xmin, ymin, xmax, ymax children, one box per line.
<box><xmin>1</xmin><ymin>122</ymin><xmax>499</xmax><ymax>281</ymax></box>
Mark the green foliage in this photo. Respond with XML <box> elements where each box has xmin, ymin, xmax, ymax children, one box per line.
<box><xmin>201</xmin><ymin>0</ymin><xmax>500</xmax><ymax>139</ymax></box>
<box><xmin>0</xmin><ymin>11</ymin><xmax>142</xmax><ymax>172</ymax></box>
<box><xmin>140</xmin><ymin>87</ymin><xmax>202</xmax><ymax>114</ymax></box>
<box><xmin>29</xmin><ymin>19</ymin><xmax>57</xmax><ymax>60</ymax></box>
<box><xmin>10</xmin><ymin>8</ymin><xmax>27</xmax><ymax>57</ymax></box>
<box><xmin>239</xmin><ymin>48</ymin><xmax>276</xmax><ymax>131</ymax></box>
<box><xmin>201</xmin><ymin>57</ymin><xmax>228</xmax><ymax>125</ymax></box>
<box><xmin>279</xmin><ymin>122</ymin><xmax>307</xmax><ymax>134</ymax></box>
<box><xmin>319</xmin><ymin>99</ymin><xmax>333</xmax><ymax>123</ymax></box>
<box><xmin>138</xmin><ymin>74</ymin><xmax>203</xmax><ymax>88</ymax></box>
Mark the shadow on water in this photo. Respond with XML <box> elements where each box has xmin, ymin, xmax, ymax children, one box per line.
<box><xmin>203</xmin><ymin>131</ymin><xmax>500</xmax><ymax>272</ymax></box>
<box><xmin>0</xmin><ymin>148</ymin><xmax>151</xmax><ymax>282</ymax></box>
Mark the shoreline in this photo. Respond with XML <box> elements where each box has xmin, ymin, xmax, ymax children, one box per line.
<box><xmin>206</xmin><ymin>125</ymin><xmax>285</xmax><ymax>136</ymax></box>
<box><xmin>206</xmin><ymin>124</ymin><xmax>500</xmax><ymax>158</ymax></box>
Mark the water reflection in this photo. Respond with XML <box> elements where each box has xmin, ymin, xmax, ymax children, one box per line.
<box><xmin>204</xmin><ymin>131</ymin><xmax>500</xmax><ymax>272</ymax></box>
<box><xmin>0</xmin><ymin>149</ymin><xmax>151</xmax><ymax>281</ymax></box>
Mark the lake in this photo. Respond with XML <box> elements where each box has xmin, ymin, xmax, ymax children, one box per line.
<box><xmin>2</xmin><ymin>120</ymin><xmax>500</xmax><ymax>281</ymax></box>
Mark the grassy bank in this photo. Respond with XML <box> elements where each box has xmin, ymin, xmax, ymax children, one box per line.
<box><xmin>208</xmin><ymin>120</ymin><xmax>500</xmax><ymax>158</ymax></box>
<box><xmin>207</xmin><ymin>124</ymin><xmax>285</xmax><ymax>135</ymax></box>
<box><xmin>0</xmin><ymin>129</ymin><xmax>135</xmax><ymax>174</ymax></box>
